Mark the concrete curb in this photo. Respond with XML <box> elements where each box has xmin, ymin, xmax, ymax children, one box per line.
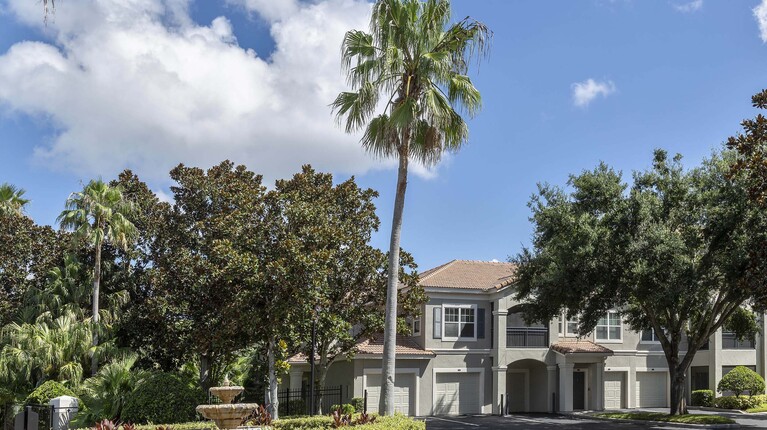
<box><xmin>582</xmin><ymin>414</ymin><xmax>741</xmax><ymax>429</ymax></box>
<box><xmin>688</xmin><ymin>406</ymin><xmax>747</xmax><ymax>415</ymax></box>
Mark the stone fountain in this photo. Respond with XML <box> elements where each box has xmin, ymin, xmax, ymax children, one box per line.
<box><xmin>196</xmin><ymin>377</ymin><xmax>259</xmax><ymax>429</ymax></box>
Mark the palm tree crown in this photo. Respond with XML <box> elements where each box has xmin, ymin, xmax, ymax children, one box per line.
<box><xmin>332</xmin><ymin>0</ymin><xmax>490</xmax><ymax>163</ymax></box>
<box><xmin>0</xmin><ymin>183</ymin><xmax>30</xmax><ymax>216</ymax></box>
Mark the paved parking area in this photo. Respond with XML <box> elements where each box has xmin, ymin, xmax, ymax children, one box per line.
<box><xmin>422</xmin><ymin>414</ymin><xmax>703</xmax><ymax>429</ymax></box>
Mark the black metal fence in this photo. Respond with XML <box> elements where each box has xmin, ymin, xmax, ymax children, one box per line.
<box><xmin>277</xmin><ymin>385</ymin><xmax>343</xmax><ymax>416</ymax></box>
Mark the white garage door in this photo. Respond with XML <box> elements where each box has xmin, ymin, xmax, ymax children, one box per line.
<box><xmin>434</xmin><ymin>372</ymin><xmax>481</xmax><ymax>415</ymax></box>
<box><xmin>636</xmin><ymin>372</ymin><xmax>667</xmax><ymax>408</ymax></box>
<box><xmin>365</xmin><ymin>373</ymin><xmax>415</xmax><ymax>416</ymax></box>
<box><xmin>604</xmin><ymin>372</ymin><xmax>624</xmax><ymax>409</ymax></box>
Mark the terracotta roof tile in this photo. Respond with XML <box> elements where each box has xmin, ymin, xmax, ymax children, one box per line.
<box><xmin>286</xmin><ymin>335</ymin><xmax>433</xmax><ymax>363</ymax></box>
<box><xmin>356</xmin><ymin>334</ymin><xmax>434</xmax><ymax>357</ymax></box>
<box><xmin>418</xmin><ymin>260</ymin><xmax>517</xmax><ymax>291</ymax></box>
<box><xmin>551</xmin><ymin>340</ymin><xmax>614</xmax><ymax>355</ymax></box>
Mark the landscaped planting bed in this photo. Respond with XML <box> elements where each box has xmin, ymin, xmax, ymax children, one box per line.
<box><xmin>76</xmin><ymin>415</ymin><xmax>423</xmax><ymax>430</ymax></box>
<box><xmin>594</xmin><ymin>412</ymin><xmax>734</xmax><ymax>425</ymax></box>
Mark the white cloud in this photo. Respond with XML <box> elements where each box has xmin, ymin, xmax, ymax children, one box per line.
<box><xmin>571</xmin><ymin>78</ymin><xmax>616</xmax><ymax>108</ymax></box>
<box><xmin>673</xmin><ymin>0</ymin><xmax>703</xmax><ymax>13</ymax></box>
<box><xmin>754</xmin><ymin>0</ymin><xmax>767</xmax><ymax>43</ymax></box>
<box><xmin>0</xmin><ymin>0</ymin><xmax>438</xmax><ymax>184</ymax></box>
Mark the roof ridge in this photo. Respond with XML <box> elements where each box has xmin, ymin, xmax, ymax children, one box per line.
<box><xmin>418</xmin><ymin>259</ymin><xmax>457</xmax><ymax>282</ymax></box>
<box><xmin>455</xmin><ymin>259</ymin><xmax>513</xmax><ymax>264</ymax></box>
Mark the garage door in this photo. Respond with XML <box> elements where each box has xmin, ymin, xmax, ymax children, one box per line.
<box><xmin>604</xmin><ymin>372</ymin><xmax>624</xmax><ymax>409</ymax></box>
<box><xmin>636</xmin><ymin>372</ymin><xmax>667</xmax><ymax>408</ymax></box>
<box><xmin>365</xmin><ymin>373</ymin><xmax>415</xmax><ymax>416</ymax></box>
<box><xmin>434</xmin><ymin>372</ymin><xmax>481</xmax><ymax>415</ymax></box>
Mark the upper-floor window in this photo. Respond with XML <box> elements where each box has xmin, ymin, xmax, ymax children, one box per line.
<box><xmin>412</xmin><ymin>316</ymin><xmax>421</xmax><ymax>336</ymax></box>
<box><xmin>595</xmin><ymin>311</ymin><xmax>622</xmax><ymax>342</ymax></box>
<box><xmin>558</xmin><ymin>313</ymin><xmax>579</xmax><ymax>337</ymax></box>
<box><xmin>641</xmin><ymin>328</ymin><xmax>660</xmax><ymax>343</ymax></box>
<box><xmin>443</xmin><ymin>305</ymin><xmax>476</xmax><ymax>340</ymax></box>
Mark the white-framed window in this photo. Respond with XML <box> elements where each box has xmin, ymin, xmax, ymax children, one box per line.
<box><xmin>640</xmin><ymin>328</ymin><xmax>661</xmax><ymax>343</ymax></box>
<box><xmin>443</xmin><ymin>305</ymin><xmax>476</xmax><ymax>341</ymax></box>
<box><xmin>412</xmin><ymin>316</ymin><xmax>421</xmax><ymax>336</ymax></box>
<box><xmin>558</xmin><ymin>314</ymin><xmax>579</xmax><ymax>337</ymax></box>
<box><xmin>566</xmin><ymin>315</ymin><xmax>579</xmax><ymax>337</ymax></box>
<box><xmin>595</xmin><ymin>311</ymin><xmax>622</xmax><ymax>342</ymax></box>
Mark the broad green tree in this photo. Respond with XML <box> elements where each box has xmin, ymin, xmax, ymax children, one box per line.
<box><xmin>514</xmin><ymin>150</ymin><xmax>765</xmax><ymax>415</ymax></box>
<box><xmin>147</xmin><ymin>161</ymin><xmax>265</xmax><ymax>392</ymax></box>
<box><xmin>58</xmin><ymin>179</ymin><xmax>137</xmax><ymax>375</ymax></box>
<box><xmin>0</xmin><ymin>211</ymin><xmax>62</xmax><ymax>327</ymax></box>
<box><xmin>332</xmin><ymin>0</ymin><xmax>490</xmax><ymax>413</ymax></box>
<box><xmin>0</xmin><ymin>183</ymin><xmax>29</xmax><ymax>216</ymax></box>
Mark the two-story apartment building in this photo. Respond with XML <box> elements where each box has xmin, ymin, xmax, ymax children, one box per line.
<box><xmin>285</xmin><ymin>260</ymin><xmax>767</xmax><ymax>416</ymax></box>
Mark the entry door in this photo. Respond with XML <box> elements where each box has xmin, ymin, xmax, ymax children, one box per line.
<box><xmin>507</xmin><ymin>372</ymin><xmax>526</xmax><ymax>412</ymax></box>
<box><xmin>573</xmin><ymin>371</ymin><xmax>586</xmax><ymax>410</ymax></box>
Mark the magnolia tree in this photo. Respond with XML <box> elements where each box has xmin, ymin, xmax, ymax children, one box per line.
<box><xmin>514</xmin><ymin>149</ymin><xmax>766</xmax><ymax>415</ymax></box>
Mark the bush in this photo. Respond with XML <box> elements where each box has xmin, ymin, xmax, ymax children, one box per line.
<box><xmin>121</xmin><ymin>373</ymin><xmax>204</xmax><ymax>424</ymax></box>
<box><xmin>329</xmin><ymin>404</ymin><xmax>355</xmax><ymax>416</ymax></box>
<box><xmin>691</xmin><ymin>390</ymin><xmax>714</xmax><ymax>407</ymax></box>
<box><xmin>713</xmin><ymin>395</ymin><xmax>761</xmax><ymax>410</ymax></box>
<box><xmin>273</xmin><ymin>414</ymin><xmax>423</xmax><ymax>430</ymax></box>
<box><xmin>25</xmin><ymin>381</ymin><xmax>77</xmax><ymax>406</ymax></box>
<box><xmin>350</xmin><ymin>397</ymin><xmax>363</xmax><ymax>413</ymax></box>
<box><xmin>717</xmin><ymin>366</ymin><xmax>765</xmax><ymax>397</ymax></box>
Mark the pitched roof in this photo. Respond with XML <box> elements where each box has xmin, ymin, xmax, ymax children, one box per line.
<box><xmin>551</xmin><ymin>340</ymin><xmax>614</xmax><ymax>355</ymax></box>
<box><xmin>418</xmin><ymin>260</ymin><xmax>517</xmax><ymax>291</ymax></box>
<box><xmin>355</xmin><ymin>334</ymin><xmax>434</xmax><ymax>357</ymax></box>
<box><xmin>286</xmin><ymin>335</ymin><xmax>433</xmax><ymax>364</ymax></box>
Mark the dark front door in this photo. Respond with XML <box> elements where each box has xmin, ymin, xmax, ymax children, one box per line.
<box><xmin>573</xmin><ymin>371</ymin><xmax>585</xmax><ymax>410</ymax></box>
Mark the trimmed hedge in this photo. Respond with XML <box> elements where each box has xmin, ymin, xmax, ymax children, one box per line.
<box><xmin>691</xmin><ymin>389</ymin><xmax>714</xmax><ymax>407</ymax></box>
<box><xmin>717</xmin><ymin>366</ymin><xmax>765</xmax><ymax>397</ymax></box>
<box><xmin>25</xmin><ymin>381</ymin><xmax>77</xmax><ymax>406</ymax></box>
<box><xmin>713</xmin><ymin>394</ymin><xmax>766</xmax><ymax>410</ymax></box>
<box><xmin>273</xmin><ymin>414</ymin><xmax>424</xmax><ymax>430</ymax></box>
<box><xmin>121</xmin><ymin>373</ymin><xmax>204</xmax><ymax>424</ymax></box>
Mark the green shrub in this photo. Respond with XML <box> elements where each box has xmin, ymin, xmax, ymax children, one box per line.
<box><xmin>25</xmin><ymin>381</ymin><xmax>77</xmax><ymax>406</ymax></box>
<box><xmin>273</xmin><ymin>414</ymin><xmax>423</xmax><ymax>430</ymax></box>
<box><xmin>691</xmin><ymin>389</ymin><xmax>714</xmax><ymax>407</ymax></box>
<box><xmin>350</xmin><ymin>397</ymin><xmax>363</xmax><ymax>413</ymax></box>
<box><xmin>717</xmin><ymin>366</ymin><xmax>765</xmax><ymax>397</ymax></box>
<box><xmin>328</xmin><ymin>404</ymin><xmax>354</xmax><ymax>415</ymax></box>
<box><xmin>121</xmin><ymin>373</ymin><xmax>204</xmax><ymax>424</ymax></box>
<box><xmin>713</xmin><ymin>395</ymin><xmax>761</xmax><ymax>410</ymax></box>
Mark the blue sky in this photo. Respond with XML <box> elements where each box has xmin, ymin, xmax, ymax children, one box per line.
<box><xmin>1</xmin><ymin>0</ymin><xmax>766</xmax><ymax>272</ymax></box>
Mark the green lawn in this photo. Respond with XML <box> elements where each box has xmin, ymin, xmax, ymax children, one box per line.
<box><xmin>746</xmin><ymin>404</ymin><xmax>767</xmax><ymax>413</ymax></box>
<box><xmin>594</xmin><ymin>412</ymin><xmax>735</xmax><ymax>425</ymax></box>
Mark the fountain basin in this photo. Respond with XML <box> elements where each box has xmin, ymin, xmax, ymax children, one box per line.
<box><xmin>196</xmin><ymin>403</ymin><xmax>258</xmax><ymax>429</ymax></box>
<box><xmin>209</xmin><ymin>385</ymin><xmax>244</xmax><ymax>404</ymax></box>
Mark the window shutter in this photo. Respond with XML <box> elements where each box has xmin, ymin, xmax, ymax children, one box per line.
<box><xmin>433</xmin><ymin>307</ymin><xmax>442</xmax><ymax>339</ymax></box>
<box><xmin>477</xmin><ymin>308</ymin><xmax>486</xmax><ymax>339</ymax></box>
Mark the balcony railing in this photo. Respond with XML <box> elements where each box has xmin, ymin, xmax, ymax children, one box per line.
<box><xmin>506</xmin><ymin>327</ymin><xmax>549</xmax><ymax>348</ymax></box>
<box><xmin>722</xmin><ymin>332</ymin><xmax>755</xmax><ymax>350</ymax></box>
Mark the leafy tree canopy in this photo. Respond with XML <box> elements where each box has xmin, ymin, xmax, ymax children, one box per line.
<box><xmin>514</xmin><ymin>149</ymin><xmax>766</xmax><ymax>414</ymax></box>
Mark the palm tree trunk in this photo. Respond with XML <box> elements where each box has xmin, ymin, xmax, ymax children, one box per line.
<box><xmin>380</xmin><ymin>152</ymin><xmax>409</xmax><ymax>416</ymax></box>
<box><xmin>91</xmin><ymin>239</ymin><xmax>102</xmax><ymax>376</ymax></box>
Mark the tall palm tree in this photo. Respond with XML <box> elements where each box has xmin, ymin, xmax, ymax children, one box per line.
<box><xmin>332</xmin><ymin>0</ymin><xmax>490</xmax><ymax>414</ymax></box>
<box><xmin>0</xmin><ymin>183</ymin><xmax>30</xmax><ymax>216</ymax></box>
<box><xmin>57</xmin><ymin>179</ymin><xmax>136</xmax><ymax>375</ymax></box>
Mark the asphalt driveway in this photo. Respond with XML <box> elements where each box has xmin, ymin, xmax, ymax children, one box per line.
<box><xmin>422</xmin><ymin>412</ymin><xmax>765</xmax><ymax>429</ymax></box>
